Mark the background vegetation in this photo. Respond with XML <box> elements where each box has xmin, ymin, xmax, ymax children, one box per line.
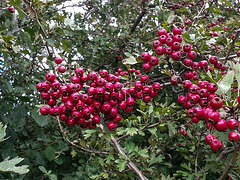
<box><xmin>0</xmin><ymin>0</ymin><xmax>240</xmax><ymax>179</ymax></box>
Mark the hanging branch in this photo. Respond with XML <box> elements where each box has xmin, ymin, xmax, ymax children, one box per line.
<box><xmin>23</xmin><ymin>0</ymin><xmax>53</xmax><ymax>57</ymax></box>
<box><xmin>131</xmin><ymin>8</ymin><xmax>147</xmax><ymax>33</ymax></box>
<box><xmin>186</xmin><ymin>1</ymin><xmax>206</xmax><ymax>33</ymax></box>
<box><xmin>224</xmin><ymin>29</ymin><xmax>240</xmax><ymax>64</ymax></box>
<box><xmin>218</xmin><ymin>145</ymin><xmax>240</xmax><ymax>180</ymax></box>
<box><xmin>98</xmin><ymin>125</ymin><xmax>148</xmax><ymax>180</ymax></box>
<box><xmin>55</xmin><ymin>117</ymin><xmax>109</xmax><ymax>155</ymax></box>
<box><xmin>216</xmin><ymin>146</ymin><xmax>236</xmax><ymax>162</ymax></box>
<box><xmin>110</xmin><ymin>137</ymin><xmax>148</xmax><ymax>180</ymax></box>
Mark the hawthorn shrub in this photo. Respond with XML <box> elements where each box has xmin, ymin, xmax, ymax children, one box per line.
<box><xmin>0</xmin><ymin>0</ymin><xmax>240</xmax><ymax>180</ymax></box>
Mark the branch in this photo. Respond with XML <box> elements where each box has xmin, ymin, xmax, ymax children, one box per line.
<box><xmin>187</xmin><ymin>2</ymin><xmax>206</xmax><ymax>33</ymax></box>
<box><xmin>55</xmin><ymin>117</ymin><xmax>109</xmax><ymax>155</ymax></box>
<box><xmin>130</xmin><ymin>9</ymin><xmax>147</xmax><ymax>33</ymax></box>
<box><xmin>23</xmin><ymin>0</ymin><xmax>52</xmax><ymax>56</ymax></box>
<box><xmin>224</xmin><ymin>29</ymin><xmax>240</xmax><ymax>64</ymax></box>
<box><xmin>195</xmin><ymin>133</ymin><xmax>202</xmax><ymax>173</ymax></box>
<box><xmin>216</xmin><ymin>146</ymin><xmax>236</xmax><ymax>162</ymax></box>
<box><xmin>218</xmin><ymin>145</ymin><xmax>240</xmax><ymax>180</ymax></box>
<box><xmin>117</xmin><ymin>119</ymin><xmax>163</xmax><ymax>141</ymax></box>
<box><xmin>111</xmin><ymin>137</ymin><xmax>148</xmax><ymax>180</ymax></box>
<box><xmin>98</xmin><ymin>125</ymin><xmax>148</xmax><ymax>180</ymax></box>
<box><xmin>219</xmin><ymin>54</ymin><xmax>237</xmax><ymax>61</ymax></box>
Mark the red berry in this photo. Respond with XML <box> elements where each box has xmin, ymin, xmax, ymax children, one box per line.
<box><xmin>170</xmin><ymin>75</ymin><xmax>180</xmax><ymax>85</ymax></box>
<box><xmin>142</xmin><ymin>62</ymin><xmax>151</xmax><ymax>71</ymax></box>
<box><xmin>155</xmin><ymin>46</ymin><xmax>165</xmax><ymax>55</ymax></box>
<box><xmin>185</xmin><ymin>71</ymin><xmax>193</xmax><ymax>80</ymax></box>
<box><xmin>159</xmin><ymin>35</ymin><xmax>167</xmax><ymax>43</ymax></box>
<box><xmin>46</xmin><ymin>73</ymin><xmax>55</xmax><ymax>82</ymax></box>
<box><xmin>205</xmin><ymin>134</ymin><xmax>216</xmax><ymax>144</ymax></box>
<box><xmin>158</xmin><ymin>29</ymin><xmax>167</xmax><ymax>36</ymax></box>
<box><xmin>187</xmin><ymin>51</ymin><xmax>197</xmax><ymax>60</ymax></box>
<box><xmin>209</xmin><ymin>56</ymin><xmax>218</xmax><ymax>64</ymax></box>
<box><xmin>54</xmin><ymin>57</ymin><xmax>63</xmax><ymax>64</ymax></box>
<box><xmin>40</xmin><ymin>106</ymin><xmax>49</xmax><ymax>115</ymax></box>
<box><xmin>141</xmin><ymin>52</ymin><xmax>151</xmax><ymax>61</ymax></box>
<box><xmin>165</xmin><ymin>37</ymin><xmax>174</xmax><ymax>46</ymax></box>
<box><xmin>215</xmin><ymin>119</ymin><xmax>228</xmax><ymax>132</ymax></box>
<box><xmin>173</xmin><ymin>35</ymin><xmax>183</xmax><ymax>43</ymax></box>
<box><xmin>172</xmin><ymin>42</ymin><xmax>181</xmax><ymax>51</ymax></box>
<box><xmin>171</xmin><ymin>51</ymin><xmax>181</xmax><ymax>60</ymax></box>
<box><xmin>183</xmin><ymin>58</ymin><xmax>193</xmax><ymax>67</ymax></box>
<box><xmin>107</xmin><ymin>121</ymin><xmax>117</xmax><ymax>131</ymax></box>
<box><xmin>152</xmin><ymin>82</ymin><xmax>161</xmax><ymax>92</ymax></box>
<box><xmin>210</xmin><ymin>139</ymin><xmax>222</xmax><ymax>152</ymax></box>
<box><xmin>149</xmin><ymin>56</ymin><xmax>159</xmax><ymax>66</ymax></box>
<box><xmin>183</xmin><ymin>44</ymin><xmax>192</xmax><ymax>52</ymax></box>
<box><xmin>227</xmin><ymin>119</ymin><xmax>239</xmax><ymax>130</ymax></box>
<box><xmin>228</xmin><ymin>131</ymin><xmax>239</xmax><ymax>142</ymax></box>
<box><xmin>178</xmin><ymin>95</ymin><xmax>187</xmax><ymax>104</ymax></box>
<box><xmin>140</xmin><ymin>75</ymin><xmax>149</xmax><ymax>84</ymax></box>
<box><xmin>207</xmin><ymin>83</ymin><xmax>218</xmax><ymax>93</ymax></box>
<box><xmin>153</xmin><ymin>40</ymin><xmax>161</xmax><ymax>49</ymax></box>
<box><xmin>172</xmin><ymin>27</ymin><xmax>182</xmax><ymax>35</ymax></box>
<box><xmin>210</xmin><ymin>97</ymin><xmax>222</xmax><ymax>110</ymax></box>
<box><xmin>58</xmin><ymin>66</ymin><xmax>66</xmax><ymax>73</ymax></box>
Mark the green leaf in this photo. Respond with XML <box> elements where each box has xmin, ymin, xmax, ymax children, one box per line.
<box><xmin>176</xmin><ymin>8</ymin><xmax>190</xmax><ymax>13</ymax></box>
<box><xmin>2</xmin><ymin>35</ymin><xmax>14</xmax><ymax>43</ymax></box>
<box><xmin>115</xmin><ymin>159</ymin><xmax>127</xmax><ymax>172</ymax></box>
<box><xmin>126</xmin><ymin>142</ymin><xmax>138</xmax><ymax>154</ymax></box>
<box><xmin>122</xmin><ymin>57</ymin><xmax>138</xmax><ymax>65</ymax></box>
<box><xmin>31</xmin><ymin>107</ymin><xmax>50</xmax><ymax>127</ymax></box>
<box><xmin>4</xmin><ymin>81</ymin><xmax>13</xmax><ymax>93</ymax></box>
<box><xmin>208</xmin><ymin>6</ymin><xmax>220</xmax><ymax>14</ymax></box>
<box><xmin>180</xmin><ymin>163</ymin><xmax>192</xmax><ymax>172</ymax></box>
<box><xmin>148</xmin><ymin>128</ymin><xmax>157</xmax><ymax>137</ymax></box>
<box><xmin>124</xmin><ymin>52</ymin><xmax>132</xmax><ymax>57</ymax></box>
<box><xmin>0</xmin><ymin>123</ymin><xmax>7</xmax><ymax>142</ymax></box>
<box><xmin>83</xmin><ymin>129</ymin><xmax>98</xmax><ymax>139</ymax></box>
<box><xmin>16</xmin><ymin>8</ymin><xmax>26</xmax><ymax>21</ymax></box>
<box><xmin>161</xmin><ymin>175</ymin><xmax>172</xmax><ymax>180</ymax></box>
<box><xmin>166</xmin><ymin>11</ymin><xmax>175</xmax><ymax>23</ymax></box>
<box><xmin>216</xmin><ymin>70</ymin><xmax>234</xmax><ymax>95</ymax></box>
<box><xmin>0</xmin><ymin>157</ymin><xmax>29</xmax><ymax>174</ymax></box>
<box><xmin>221</xmin><ymin>0</ymin><xmax>232</xmax><ymax>6</ymax></box>
<box><xmin>149</xmin><ymin>154</ymin><xmax>164</xmax><ymax>166</ymax></box>
<box><xmin>136</xmin><ymin>109</ymin><xmax>148</xmax><ymax>119</ymax></box>
<box><xmin>233</xmin><ymin>63</ymin><xmax>240</xmax><ymax>89</ymax></box>
<box><xmin>44</xmin><ymin>146</ymin><xmax>55</xmax><ymax>161</ymax></box>
<box><xmin>138</xmin><ymin>149</ymin><xmax>149</xmax><ymax>158</ymax></box>
<box><xmin>148</xmin><ymin>105</ymin><xmax>154</xmax><ymax>114</ymax></box>
<box><xmin>167</xmin><ymin>121</ymin><xmax>177</xmax><ymax>136</ymax></box>
<box><xmin>39</xmin><ymin>166</ymin><xmax>48</xmax><ymax>174</ymax></box>
<box><xmin>105</xmin><ymin>154</ymin><xmax>114</xmax><ymax>164</ymax></box>
<box><xmin>136</xmin><ymin>56</ymin><xmax>143</xmax><ymax>63</ymax></box>
<box><xmin>125</xmin><ymin>127</ymin><xmax>138</xmax><ymax>136</ymax></box>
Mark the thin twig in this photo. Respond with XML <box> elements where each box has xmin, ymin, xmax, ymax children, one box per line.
<box><xmin>218</xmin><ymin>145</ymin><xmax>240</xmax><ymax>180</ymax></box>
<box><xmin>98</xmin><ymin>124</ymin><xmax>148</xmax><ymax>180</ymax></box>
<box><xmin>110</xmin><ymin>137</ymin><xmax>148</xmax><ymax>180</ymax></box>
<box><xmin>55</xmin><ymin>117</ymin><xmax>109</xmax><ymax>155</ymax></box>
<box><xmin>117</xmin><ymin>120</ymin><xmax>162</xmax><ymax>141</ymax></box>
<box><xmin>216</xmin><ymin>147</ymin><xmax>236</xmax><ymax>162</ymax></box>
<box><xmin>131</xmin><ymin>9</ymin><xmax>147</xmax><ymax>33</ymax></box>
<box><xmin>187</xmin><ymin>2</ymin><xmax>206</xmax><ymax>33</ymax></box>
<box><xmin>224</xmin><ymin>28</ymin><xmax>240</xmax><ymax>64</ymax></box>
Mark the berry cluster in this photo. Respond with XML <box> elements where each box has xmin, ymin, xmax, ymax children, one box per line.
<box><xmin>8</xmin><ymin>6</ymin><xmax>14</xmax><ymax>13</ymax></box>
<box><xmin>178</xmin><ymin>80</ymin><xmax>239</xmax><ymax>151</ymax></box>
<box><xmin>139</xmin><ymin>26</ymin><xmax>226</xmax><ymax>77</ymax></box>
<box><xmin>36</xmin><ymin>57</ymin><xmax>161</xmax><ymax>131</ymax></box>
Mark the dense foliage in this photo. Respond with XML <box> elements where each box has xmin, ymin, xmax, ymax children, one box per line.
<box><xmin>0</xmin><ymin>0</ymin><xmax>240</xmax><ymax>179</ymax></box>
